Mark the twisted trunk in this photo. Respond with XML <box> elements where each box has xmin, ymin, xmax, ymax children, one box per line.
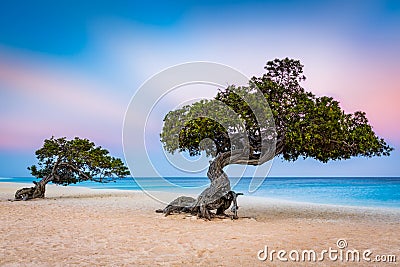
<box><xmin>157</xmin><ymin>140</ymin><xmax>277</xmax><ymax>219</ymax></box>
<box><xmin>14</xmin><ymin>175</ymin><xmax>53</xmax><ymax>201</ymax></box>
<box><xmin>193</xmin><ymin>152</ymin><xmax>232</xmax><ymax>219</ymax></box>
<box><xmin>157</xmin><ymin>151</ymin><xmax>247</xmax><ymax>220</ymax></box>
<box><xmin>15</xmin><ymin>159</ymin><xmax>66</xmax><ymax>200</ymax></box>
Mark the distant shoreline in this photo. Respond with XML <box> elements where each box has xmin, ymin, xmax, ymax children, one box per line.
<box><xmin>1</xmin><ymin>181</ymin><xmax>400</xmax><ymax>215</ymax></box>
<box><xmin>2</xmin><ymin>176</ymin><xmax>399</xmax><ymax>210</ymax></box>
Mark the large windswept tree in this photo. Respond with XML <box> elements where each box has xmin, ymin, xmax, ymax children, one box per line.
<box><xmin>15</xmin><ymin>137</ymin><xmax>130</xmax><ymax>200</ymax></box>
<box><xmin>158</xmin><ymin>58</ymin><xmax>393</xmax><ymax>219</ymax></box>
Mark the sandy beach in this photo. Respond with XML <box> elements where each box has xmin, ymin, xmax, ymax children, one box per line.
<box><xmin>0</xmin><ymin>182</ymin><xmax>399</xmax><ymax>266</ymax></box>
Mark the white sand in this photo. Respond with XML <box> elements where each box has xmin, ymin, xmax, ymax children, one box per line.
<box><xmin>0</xmin><ymin>182</ymin><xmax>399</xmax><ymax>266</ymax></box>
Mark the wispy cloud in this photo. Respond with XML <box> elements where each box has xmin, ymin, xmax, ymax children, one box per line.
<box><xmin>0</xmin><ymin>48</ymin><xmax>126</xmax><ymax>150</ymax></box>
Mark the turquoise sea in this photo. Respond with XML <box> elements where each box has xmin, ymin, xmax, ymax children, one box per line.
<box><xmin>1</xmin><ymin>176</ymin><xmax>399</xmax><ymax>209</ymax></box>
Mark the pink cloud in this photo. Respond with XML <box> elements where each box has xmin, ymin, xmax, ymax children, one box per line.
<box><xmin>0</xmin><ymin>49</ymin><xmax>126</xmax><ymax>151</ymax></box>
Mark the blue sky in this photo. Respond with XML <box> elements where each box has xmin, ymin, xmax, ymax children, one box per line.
<box><xmin>0</xmin><ymin>0</ymin><xmax>399</xmax><ymax>177</ymax></box>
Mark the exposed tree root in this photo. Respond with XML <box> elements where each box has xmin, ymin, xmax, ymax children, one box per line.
<box><xmin>14</xmin><ymin>181</ymin><xmax>46</xmax><ymax>201</ymax></box>
<box><xmin>156</xmin><ymin>191</ymin><xmax>243</xmax><ymax>220</ymax></box>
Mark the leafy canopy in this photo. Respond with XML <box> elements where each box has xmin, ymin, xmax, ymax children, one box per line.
<box><xmin>161</xmin><ymin>58</ymin><xmax>393</xmax><ymax>164</ymax></box>
<box><xmin>29</xmin><ymin>137</ymin><xmax>130</xmax><ymax>185</ymax></box>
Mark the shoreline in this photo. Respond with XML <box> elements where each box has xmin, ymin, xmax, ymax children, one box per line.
<box><xmin>2</xmin><ymin>181</ymin><xmax>399</xmax><ymax>213</ymax></box>
<box><xmin>1</xmin><ymin>182</ymin><xmax>399</xmax><ymax>222</ymax></box>
<box><xmin>3</xmin><ymin>176</ymin><xmax>399</xmax><ymax>211</ymax></box>
<box><xmin>1</xmin><ymin>182</ymin><xmax>399</xmax><ymax>266</ymax></box>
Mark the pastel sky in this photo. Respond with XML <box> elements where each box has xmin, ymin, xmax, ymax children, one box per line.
<box><xmin>0</xmin><ymin>0</ymin><xmax>399</xmax><ymax>177</ymax></box>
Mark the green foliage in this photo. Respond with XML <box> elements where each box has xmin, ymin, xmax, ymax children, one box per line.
<box><xmin>160</xmin><ymin>87</ymin><xmax>275</xmax><ymax>159</ymax></box>
<box><xmin>251</xmin><ymin>58</ymin><xmax>393</xmax><ymax>162</ymax></box>
<box><xmin>161</xmin><ymin>58</ymin><xmax>393</xmax><ymax>164</ymax></box>
<box><xmin>160</xmin><ymin>99</ymin><xmax>246</xmax><ymax>157</ymax></box>
<box><xmin>28</xmin><ymin>137</ymin><xmax>130</xmax><ymax>185</ymax></box>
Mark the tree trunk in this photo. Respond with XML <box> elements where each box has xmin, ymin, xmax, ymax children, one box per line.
<box><xmin>157</xmin><ymin>152</ymin><xmax>243</xmax><ymax>220</ymax></box>
<box><xmin>193</xmin><ymin>153</ymin><xmax>232</xmax><ymax>219</ymax></box>
<box><xmin>14</xmin><ymin>176</ymin><xmax>52</xmax><ymax>200</ymax></box>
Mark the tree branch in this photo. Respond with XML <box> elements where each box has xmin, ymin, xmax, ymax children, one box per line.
<box><xmin>57</xmin><ymin>162</ymin><xmax>92</xmax><ymax>181</ymax></box>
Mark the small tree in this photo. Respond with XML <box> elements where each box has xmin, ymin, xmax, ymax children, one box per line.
<box><xmin>158</xmin><ymin>58</ymin><xmax>393</xmax><ymax>219</ymax></box>
<box><xmin>15</xmin><ymin>137</ymin><xmax>130</xmax><ymax>200</ymax></box>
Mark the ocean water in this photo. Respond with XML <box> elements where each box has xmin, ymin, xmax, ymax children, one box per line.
<box><xmin>1</xmin><ymin>176</ymin><xmax>399</xmax><ymax>209</ymax></box>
